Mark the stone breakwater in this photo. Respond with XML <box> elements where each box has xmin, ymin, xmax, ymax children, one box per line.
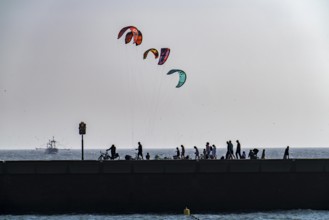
<box><xmin>1</xmin><ymin>159</ymin><xmax>329</xmax><ymax>213</ymax></box>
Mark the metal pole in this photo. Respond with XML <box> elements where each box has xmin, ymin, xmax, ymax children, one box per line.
<box><xmin>81</xmin><ymin>134</ymin><xmax>84</xmax><ymax>160</ymax></box>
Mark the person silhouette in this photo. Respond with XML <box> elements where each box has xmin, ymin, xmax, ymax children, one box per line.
<box><xmin>261</xmin><ymin>149</ymin><xmax>266</xmax><ymax>159</ymax></box>
<box><xmin>136</xmin><ymin>142</ymin><xmax>143</xmax><ymax>160</ymax></box>
<box><xmin>175</xmin><ymin>147</ymin><xmax>180</xmax><ymax>159</ymax></box>
<box><xmin>181</xmin><ymin>145</ymin><xmax>185</xmax><ymax>159</ymax></box>
<box><xmin>212</xmin><ymin>144</ymin><xmax>217</xmax><ymax>159</ymax></box>
<box><xmin>194</xmin><ymin>146</ymin><xmax>200</xmax><ymax>160</ymax></box>
<box><xmin>283</xmin><ymin>146</ymin><xmax>290</xmax><ymax>159</ymax></box>
<box><xmin>107</xmin><ymin>144</ymin><xmax>117</xmax><ymax>159</ymax></box>
<box><xmin>236</xmin><ymin>140</ymin><xmax>241</xmax><ymax>159</ymax></box>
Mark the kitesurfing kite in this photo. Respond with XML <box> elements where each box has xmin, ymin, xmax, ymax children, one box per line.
<box><xmin>143</xmin><ymin>48</ymin><xmax>159</xmax><ymax>59</ymax></box>
<box><xmin>118</xmin><ymin>26</ymin><xmax>143</xmax><ymax>46</ymax></box>
<box><xmin>118</xmin><ymin>26</ymin><xmax>186</xmax><ymax>88</ymax></box>
<box><xmin>135</xmin><ymin>30</ymin><xmax>143</xmax><ymax>46</ymax></box>
<box><xmin>167</xmin><ymin>69</ymin><xmax>187</xmax><ymax>88</ymax></box>
<box><xmin>158</xmin><ymin>48</ymin><xmax>170</xmax><ymax>65</ymax></box>
<box><xmin>125</xmin><ymin>32</ymin><xmax>133</xmax><ymax>44</ymax></box>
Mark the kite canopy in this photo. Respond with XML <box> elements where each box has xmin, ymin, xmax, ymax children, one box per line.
<box><xmin>143</xmin><ymin>48</ymin><xmax>159</xmax><ymax>59</ymax></box>
<box><xmin>125</xmin><ymin>32</ymin><xmax>133</xmax><ymax>44</ymax></box>
<box><xmin>118</xmin><ymin>26</ymin><xmax>142</xmax><ymax>46</ymax></box>
<box><xmin>158</xmin><ymin>48</ymin><xmax>170</xmax><ymax>65</ymax></box>
<box><xmin>118</xmin><ymin>26</ymin><xmax>186</xmax><ymax>88</ymax></box>
<box><xmin>167</xmin><ymin>69</ymin><xmax>187</xmax><ymax>88</ymax></box>
<box><xmin>135</xmin><ymin>30</ymin><xmax>143</xmax><ymax>46</ymax></box>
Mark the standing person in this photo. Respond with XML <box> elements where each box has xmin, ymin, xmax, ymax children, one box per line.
<box><xmin>283</xmin><ymin>146</ymin><xmax>290</xmax><ymax>159</ymax></box>
<box><xmin>206</xmin><ymin>142</ymin><xmax>210</xmax><ymax>158</ymax></box>
<box><xmin>248</xmin><ymin>149</ymin><xmax>254</xmax><ymax>160</ymax></box>
<box><xmin>261</xmin><ymin>149</ymin><xmax>266</xmax><ymax>159</ymax></box>
<box><xmin>175</xmin><ymin>147</ymin><xmax>180</xmax><ymax>159</ymax></box>
<box><xmin>181</xmin><ymin>145</ymin><xmax>185</xmax><ymax>159</ymax></box>
<box><xmin>236</xmin><ymin>140</ymin><xmax>241</xmax><ymax>159</ymax></box>
<box><xmin>136</xmin><ymin>142</ymin><xmax>143</xmax><ymax>160</ymax></box>
<box><xmin>229</xmin><ymin>140</ymin><xmax>235</xmax><ymax>159</ymax></box>
<box><xmin>107</xmin><ymin>144</ymin><xmax>118</xmax><ymax>159</ymax></box>
<box><xmin>194</xmin><ymin>146</ymin><xmax>200</xmax><ymax>160</ymax></box>
<box><xmin>212</xmin><ymin>144</ymin><xmax>217</xmax><ymax>159</ymax></box>
<box><xmin>225</xmin><ymin>141</ymin><xmax>230</xmax><ymax>159</ymax></box>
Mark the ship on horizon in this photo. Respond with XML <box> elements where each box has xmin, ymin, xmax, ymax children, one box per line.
<box><xmin>35</xmin><ymin>137</ymin><xmax>70</xmax><ymax>154</ymax></box>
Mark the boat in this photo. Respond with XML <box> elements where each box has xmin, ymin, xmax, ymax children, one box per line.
<box><xmin>45</xmin><ymin>137</ymin><xmax>58</xmax><ymax>154</ymax></box>
<box><xmin>35</xmin><ymin>137</ymin><xmax>70</xmax><ymax>153</ymax></box>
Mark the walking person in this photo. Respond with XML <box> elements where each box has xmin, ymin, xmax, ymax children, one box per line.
<box><xmin>235</xmin><ymin>140</ymin><xmax>241</xmax><ymax>159</ymax></box>
<box><xmin>136</xmin><ymin>142</ymin><xmax>144</xmax><ymax>160</ymax></box>
<box><xmin>283</xmin><ymin>146</ymin><xmax>290</xmax><ymax>159</ymax></box>
<box><xmin>228</xmin><ymin>140</ymin><xmax>235</xmax><ymax>159</ymax></box>
<box><xmin>194</xmin><ymin>146</ymin><xmax>200</xmax><ymax>160</ymax></box>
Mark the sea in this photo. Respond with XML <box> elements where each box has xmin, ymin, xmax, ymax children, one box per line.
<box><xmin>1</xmin><ymin>147</ymin><xmax>329</xmax><ymax>220</ymax></box>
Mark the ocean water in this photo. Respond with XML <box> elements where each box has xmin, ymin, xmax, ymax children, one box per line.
<box><xmin>1</xmin><ymin>148</ymin><xmax>329</xmax><ymax>219</ymax></box>
<box><xmin>2</xmin><ymin>210</ymin><xmax>329</xmax><ymax>220</ymax></box>
<box><xmin>1</xmin><ymin>147</ymin><xmax>329</xmax><ymax>161</ymax></box>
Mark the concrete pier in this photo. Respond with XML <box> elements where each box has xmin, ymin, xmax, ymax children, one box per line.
<box><xmin>1</xmin><ymin>159</ymin><xmax>329</xmax><ymax>213</ymax></box>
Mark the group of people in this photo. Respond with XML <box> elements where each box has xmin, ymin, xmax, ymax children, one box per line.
<box><xmin>225</xmin><ymin>140</ymin><xmax>244</xmax><ymax>159</ymax></box>
<box><xmin>171</xmin><ymin>143</ymin><xmax>218</xmax><ymax>160</ymax></box>
<box><xmin>102</xmin><ymin>141</ymin><xmax>291</xmax><ymax>161</ymax></box>
<box><xmin>191</xmin><ymin>140</ymin><xmax>245</xmax><ymax>160</ymax></box>
<box><xmin>102</xmin><ymin>142</ymin><xmax>145</xmax><ymax>160</ymax></box>
<box><xmin>174</xmin><ymin>145</ymin><xmax>190</xmax><ymax>159</ymax></box>
<box><xmin>192</xmin><ymin>140</ymin><xmax>242</xmax><ymax>160</ymax></box>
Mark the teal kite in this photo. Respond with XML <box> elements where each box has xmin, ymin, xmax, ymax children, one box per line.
<box><xmin>167</xmin><ymin>69</ymin><xmax>187</xmax><ymax>88</ymax></box>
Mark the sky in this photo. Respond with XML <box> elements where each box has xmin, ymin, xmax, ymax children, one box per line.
<box><xmin>1</xmin><ymin>0</ymin><xmax>329</xmax><ymax>149</ymax></box>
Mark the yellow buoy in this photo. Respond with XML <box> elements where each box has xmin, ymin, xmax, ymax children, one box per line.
<box><xmin>184</xmin><ymin>207</ymin><xmax>190</xmax><ymax>216</ymax></box>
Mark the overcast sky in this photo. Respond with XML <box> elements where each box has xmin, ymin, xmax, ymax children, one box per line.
<box><xmin>1</xmin><ymin>0</ymin><xmax>329</xmax><ymax>149</ymax></box>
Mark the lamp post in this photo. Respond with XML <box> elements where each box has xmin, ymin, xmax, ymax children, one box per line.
<box><xmin>79</xmin><ymin>122</ymin><xmax>86</xmax><ymax>160</ymax></box>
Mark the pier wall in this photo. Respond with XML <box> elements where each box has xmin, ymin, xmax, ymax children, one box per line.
<box><xmin>1</xmin><ymin>159</ymin><xmax>329</xmax><ymax>213</ymax></box>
